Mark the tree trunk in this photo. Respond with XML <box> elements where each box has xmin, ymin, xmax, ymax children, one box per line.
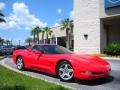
<box><xmin>46</xmin><ymin>34</ymin><xmax>48</xmax><ymax>44</ymax></box>
<box><xmin>42</xmin><ymin>33</ymin><xmax>44</xmax><ymax>43</ymax></box>
<box><xmin>69</xmin><ymin>29</ymin><xmax>73</xmax><ymax>49</ymax></box>
<box><xmin>29</xmin><ymin>42</ymin><xmax>30</xmax><ymax>46</ymax></box>
<box><xmin>66</xmin><ymin>29</ymin><xmax>70</xmax><ymax>49</ymax></box>
<box><xmin>37</xmin><ymin>33</ymin><xmax>39</xmax><ymax>44</ymax></box>
<box><xmin>66</xmin><ymin>36</ymin><xmax>70</xmax><ymax>49</ymax></box>
<box><xmin>33</xmin><ymin>34</ymin><xmax>35</xmax><ymax>44</ymax></box>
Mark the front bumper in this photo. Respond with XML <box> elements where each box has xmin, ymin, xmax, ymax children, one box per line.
<box><xmin>74</xmin><ymin>67</ymin><xmax>111</xmax><ymax>80</ymax></box>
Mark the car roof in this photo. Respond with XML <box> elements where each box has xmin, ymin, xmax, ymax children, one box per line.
<box><xmin>32</xmin><ymin>44</ymin><xmax>56</xmax><ymax>46</ymax></box>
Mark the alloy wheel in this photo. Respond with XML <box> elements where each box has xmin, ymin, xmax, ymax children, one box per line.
<box><xmin>58</xmin><ymin>62</ymin><xmax>74</xmax><ymax>81</ymax></box>
<box><xmin>17</xmin><ymin>57</ymin><xmax>24</xmax><ymax>70</ymax></box>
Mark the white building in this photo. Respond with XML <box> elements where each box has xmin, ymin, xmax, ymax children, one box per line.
<box><xmin>74</xmin><ymin>0</ymin><xmax>120</xmax><ymax>54</ymax></box>
<box><xmin>39</xmin><ymin>26</ymin><xmax>74</xmax><ymax>50</ymax></box>
<box><xmin>39</xmin><ymin>0</ymin><xmax>120</xmax><ymax>54</ymax></box>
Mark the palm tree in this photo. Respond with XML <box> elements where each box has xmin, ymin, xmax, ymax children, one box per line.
<box><xmin>43</xmin><ymin>27</ymin><xmax>51</xmax><ymax>43</ymax></box>
<box><xmin>5</xmin><ymin>40</ymin><xmax>11</xmax><ymax>46</ymax></box>
<box><xmin>31</xmin><ymin>28</ymin><xmax>36</xmax><ymax>44</ymax></box>
<box><xmin>31</xmin><ymin>26</ymin><xmax>42</xmax><ymax>44</ymax></box>
<box><xmin>25</xmin><ymin>38</ymin><xmax>32</xmax><ymax>46</ymax></box>
<box><xmin>0</xmin><ymin>11</ymin><xmax>5</xmax><ymax>23</ymax></box>
<box><xmin>41</xmin><ymin>30</ymin><xmax>45</xmax><ymax>43</ymax></box>
<box><xmin>0</xmin><ymin>37</ymin><xmax>5</xmax><ymax>45</ymax></box>
<box><xmin>36</xmin><ymin>26</ymin><xmax>42</xmax><ymax>44</ymax></box>
<box><xmin>49</xmin><ymin>30</ymin><xmax>53</xmax><ymax>36</ymax></box>
<box><xmin>60</xmin><ymin>18</ymin><xmax>73</xmax><ymax>49</ymax></box>
<box><xmin>0</xmin><ymin>12</ymin><xmax>6</xmax><ymax>45</ymax></box>
<box><xmin>49</xmin><ymin>30</ymin><xmax>53</xmax><ymax>44</ymax></box>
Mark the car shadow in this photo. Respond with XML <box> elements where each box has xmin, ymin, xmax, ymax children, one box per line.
<box><xmin>75</xmin><ymin>76</ymin><xmax>114</xmax><ymax>86</ymax></box>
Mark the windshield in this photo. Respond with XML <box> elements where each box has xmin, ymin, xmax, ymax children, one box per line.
<box><xmin>15</xmin><ymin>46</ymin><xmax>26</xmax><ymax>50</ymax></box>
<box><xmin>41</xmin><ymin>45</ymin><xmax>73</xmax><ymax>54</ymax></box>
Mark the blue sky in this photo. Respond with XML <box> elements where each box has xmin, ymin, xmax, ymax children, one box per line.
<box><xmin>0</xmin><ymin>0</ymin><xmax>73</xmax><ymax>45</ymax></box>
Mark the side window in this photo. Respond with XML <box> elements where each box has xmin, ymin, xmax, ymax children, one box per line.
<box><xmin>32</xmin><ymin>46</ymin><xmax>39</xmax><ymax>52</ymax></box>
<box><xmin>32</xmin><ymin>45</ymin><xmax>44</xmax><ymax>53</ymax></box>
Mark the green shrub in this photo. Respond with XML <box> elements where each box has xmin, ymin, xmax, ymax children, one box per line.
<box><xmin>104</xmin><ymin>43</ymin><xmax>120</xmax><ymax>55</ymax></box>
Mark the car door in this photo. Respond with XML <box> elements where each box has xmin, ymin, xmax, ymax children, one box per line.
<box><xmin>36</xmin><ymin>45</ymin><xmax>58</xmax><ymax>74</ymax></box>
<box><xmin>37</xmin><ymin>54</ymin><xmax>54</xmax><ymax>73</ymax></box>
<box><xmin>33</xmin><ymin>45</ymin><xmax>51</xmax><ymax>72</ymax></box>
<box><xmin>27</xmin><ymin>46</ymin><xmax>41</xmax><ymax>69</ymax></box>
<box><xmin>28</xmin><ymin>45</ymin><xmax>54</xmax><ymax>73</ymax></box>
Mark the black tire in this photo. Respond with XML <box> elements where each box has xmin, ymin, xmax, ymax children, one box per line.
<box><xmin>57</xmin><ymin>61</ymin><xmax>74</xmax><ymax>82</ymax></box>
<box><xmin>16</xmin><ymin>56</ymin><xmax>24</xmax><ymax>70</ymax></box>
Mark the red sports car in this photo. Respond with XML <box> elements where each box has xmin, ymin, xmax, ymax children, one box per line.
<box><xmin>13</xmin><ymin>44</ymin><xmax>111</xmax><ymax>81</ymax></box>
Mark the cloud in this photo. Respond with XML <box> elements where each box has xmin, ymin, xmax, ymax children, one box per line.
<box><xmin>54</xmin><ymin>23</ymin><xmax>60</xmax><ymax>27</ymax></box>
<box><xmin>0</xmin><ymin>2</ymin><xmax>47</xmax><ymax>30</ymax></box>
<box><xmin>57</xmin><ymin>9</ymin><xmax>62</xmax><ymax>14</ymax></box>
<box><xmin>69</xmin><ymin>10</ymin><xmax>74</xmax><ymax>19</ymax></box>
<box><xmin>0</xmin><ymin>2</ymin><xmax>5</xmax><ymax>10</ymax></box>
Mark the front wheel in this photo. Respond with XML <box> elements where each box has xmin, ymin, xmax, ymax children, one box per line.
<box><xmin>57</xmin><ymin>61</ymin><xmax>74</xmax><ymax>82</ymax></box>
<box><xmin>16</xmin><ymin>56</ymin><xmax>24</xmax><ymax>70</ymax></box>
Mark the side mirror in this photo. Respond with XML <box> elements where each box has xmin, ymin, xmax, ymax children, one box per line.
<box><xmin>34</xmin><ymin>51</ymin><xmax>42</xmax><ymax>55</ymax></box>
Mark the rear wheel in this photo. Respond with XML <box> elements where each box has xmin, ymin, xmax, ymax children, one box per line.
<box><xmin>57</xmin><ymin>61</ymin><xmax>74</xmax><ymax>82</ymax></box>
<box><xmin>16</xmin><ymin>56</ymin><xmax>24</xmax><ymax>70</ymax></box>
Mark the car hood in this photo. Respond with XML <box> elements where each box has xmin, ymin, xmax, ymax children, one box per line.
<box><xmin>66</xmin><ymin>54</ymin><xmax>110</xmax><ymax>71</ymax></box>
<box><xmin>67</xmin><ymin>54</ymin><xmax>109</xmax><ymax>66</ymax></box>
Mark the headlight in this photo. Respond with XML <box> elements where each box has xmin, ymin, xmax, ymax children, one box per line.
<box><xmin>106</xmin><ymin>65</ymin><xmax>111</xmax><ymax>71</ymax></box>
<box><xmin>108</xmin><ymin>65</ymin><xmax>111</xmax><ymax>71</ymax></box>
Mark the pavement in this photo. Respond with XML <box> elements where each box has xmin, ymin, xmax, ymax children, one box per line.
<box><xmin>1</xmin><ymin>57</ymin><xmax>120</xmax><ymax>90</ymax></box>
<box><xmin>101</xmin><ymin>57</ymin><xmax>120</xmax><ymax>60</ymax></box>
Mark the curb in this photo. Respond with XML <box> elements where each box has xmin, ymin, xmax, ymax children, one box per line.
<box><xmin>100</xmin><ymin>57</ymin><xmax>120</xmax><ymax>60</ymax></box>
<box><xmin>1</xmin><ymin>58</ymin><xmax>76</xmax><ymax>90</ymax></box>
<box><xmin>0</xmin><ymin>57</ymin><xmax>4</xmax><ymax>64</ymax></box>
<box><xmin>0</xmin><ymin>56</ymin><xmax>5</xmax><ymax>60</ymax></box>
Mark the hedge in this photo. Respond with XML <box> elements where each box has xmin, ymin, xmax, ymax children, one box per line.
<box><xmin>104</xmin><ymin>43</ymin><xmax>120</xmax><ymax>55</ymax></box>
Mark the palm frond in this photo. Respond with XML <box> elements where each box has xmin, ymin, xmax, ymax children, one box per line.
<box><xmin>0</xmin><ymin>12</ymin><xmax>4</xmax><ymax>17</ymax></box>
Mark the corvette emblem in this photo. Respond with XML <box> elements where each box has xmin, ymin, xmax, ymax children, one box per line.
<box><xmin>108</xmin><ymin>0</ymin><xmax>120</xmax><ymax>3</ymax></box>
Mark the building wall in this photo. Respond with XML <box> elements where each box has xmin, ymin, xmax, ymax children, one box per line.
<box><xmin>39</xmin><ymin>26</ymin><xmax>66</xmax><ymax>40</ymax></box>
<box><xmin>74</xmin><ymin>0</ymin><xmax>101</xmax><ymax>54</ymax></box>
<box><xmin>100</xmin><ymin>0</ymin><xmax>120</xmax><ymax>18</ymax></box>
<box><xmin>99</xmin><ymin>0</ymin><xmax>120</xmax><ymax>51</ymax></box>
<box><xmin>108</xmin><ymin>25</ymin><xmax>120</xmax><ymax>44</ymax></box>
<box><xmin>50</xmin><ymin>26</ymin><xmax>66</xmax><ymax>38</ymax></box>
<box><xmin>100</xmin><ymin>20</ymin><xmax>107</xmax><ymax>52</ymax></box>
<box><xmin>38</xmin><ymin>0</ymin><xmax>120</xmax><ymax>53</ymax></box>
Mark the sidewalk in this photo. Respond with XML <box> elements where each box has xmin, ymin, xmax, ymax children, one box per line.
<box><xmin>0</xmin><ymin>56</ymin><xmax>5</xmax><ymax>64</ymax></box>
<box><xmin>101</xmin><ymin>57</ymin><xmax>120</xmax><ymax>60</ymax></box>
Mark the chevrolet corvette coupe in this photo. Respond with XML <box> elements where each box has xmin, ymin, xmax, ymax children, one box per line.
<box><xmin>13</xmin><ymin>44</ymin><xmax>111</xmax><ymax>81</ymax></box>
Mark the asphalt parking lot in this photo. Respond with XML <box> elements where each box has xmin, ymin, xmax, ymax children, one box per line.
<box><xmin>1</xmin><ymin>57</ymin><xmax>120</xmax><ymax>90</ymax></box>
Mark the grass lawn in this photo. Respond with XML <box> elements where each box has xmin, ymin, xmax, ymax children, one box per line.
<box><xmin>0</xmin><ymin>65</ymin><xmax>71</xmax><ymax>90</ymax></box>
